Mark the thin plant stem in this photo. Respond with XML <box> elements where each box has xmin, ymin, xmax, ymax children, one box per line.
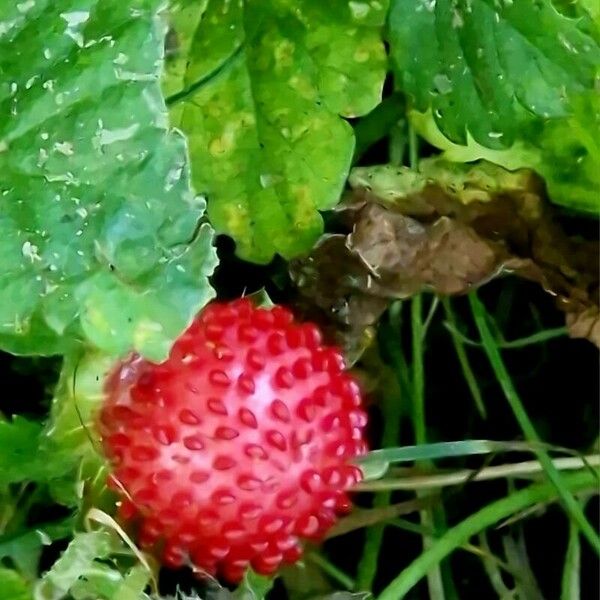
<box><xmin>421</xmin><ymin>296</ymin><xmax>440</xmax><ymax>341</ymax></box>
<box><xmin>442</xmin><ymin>298</ymin><xmax>486</xmax><ymax>418</ymax></box>
<box><xmin>327</xmin><ymin>496</ymin><xmax>439</xmax><ymax>539</ymax></box>
<box><xmin>385</xmin><ymin>302</ymin><xmax>412</xmax><ymax>399</ymax></box>
<box><xmin>442</xmin><ymin>322</ymin><xmax>567</xmax><ymax>349</ymax></box>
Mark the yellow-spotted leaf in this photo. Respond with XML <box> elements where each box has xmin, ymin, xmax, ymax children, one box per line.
<box><xmin>164</xmin><ymin>0</ymin><xmax>388</xmax><ymax>263</ymax></box>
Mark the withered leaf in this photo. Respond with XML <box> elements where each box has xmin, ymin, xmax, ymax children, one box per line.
<box><xmin>348</xmin><ymin>206</ymin><xmax>500</xmax><ymax>296</ymax></box>
<box><xmin>290</xmin><ymin>159</ymin><xmax>599</xmax><ymax>352</ymax></box>
<box><xmin>566</xmin><ymin>307</ymin><xmax>600</xmax><ymax>347</ymax></box>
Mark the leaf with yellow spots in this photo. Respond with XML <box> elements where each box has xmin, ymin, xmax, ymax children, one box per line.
<box><xmin>164</xmin><ymin>0</ymin><xmax>388</xmax><ymax>263</ymax></box>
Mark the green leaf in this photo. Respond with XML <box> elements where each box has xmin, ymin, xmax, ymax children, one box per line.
<box><xmin>0</xmin><ymin>418</ymin><xmax>44</xmax><ymax>484</ymax></box>
<box><xmin>409</xmin><ymin>108</ymin><xmax>539</xmax><ymax>170</ymax></box>
<box><xmin>34</xmin><ymin>531</ymin><xmax>114</xmax><ymax>600</ymax></box>
<box><xmin>0</xmin><ymin>530</ymin><xmax>44</xmax><ymax>582</ymax></box>
<box><xmin>410</xmin><ymin>91</ymin><xmax>600</xmax><ymax>214</ymax></box>
<box><xmin>0</xmin><ymin>518</ymin><xmax>74</xmax><ymax>581</ymax></box>
<box><xmin>233</xmin><ymin>571</ymin><xmax>274</xmax><ymax>600</ymax></box>
<box><xmin>531</xmin><ymin>91</ymin><xmax>600</xmax><ymax>213</ymax></box>
<box><xmin>0</xmin><ymin>418</ymin><xmax>73</xmax><ymax>486</ymax></box>
<box><xmin>111</xmin><ymin>565</ymin><xmax>151</xmax><ymax>600</ymax></box>
<box><xmin>164</xmin><ymin>0</ymin><xmax>388</xmax><ymax>263</ymax></box>
<box><xmin>0</xmin><ymin>0</ymin><xmax>217</xmax><ymax>360</ymax></box>
<box><xmin>582</xmin><ymin>0</ymin><xmax>600</xmax><ymax>20</ymax></box>
<box><xmin>554</xmin><ymin>0</ymin><xmax>600</xmax><ymax>20</ymax></box>
<box><xmin>388</xmin><ymin>0</ymin><xmax>600</xmax><ymax>147</ymax></box>
<box><xmin>0</xmin><ymin>568</ymin><xmax>33</xmax><ymax>600</ymax></box>
<box><xmin>69</xmin><ymin>564</ymin><xmax>122</xmax><ymax>600</ymax></box>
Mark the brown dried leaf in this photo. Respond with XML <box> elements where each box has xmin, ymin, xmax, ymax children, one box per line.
<box><xmin>290</xmin><ymin>159</ymin><xmax>599</xmax><ymax>352</ymax></box>
<box><xmin>349</xmin><ymin>205</ymin><xmax>501</xmax><ymax>296</ymax></box>
<box><xmin>566</xmin><ymin>307</ymin><xmax>600</xmax><ymax>346</ymax></box>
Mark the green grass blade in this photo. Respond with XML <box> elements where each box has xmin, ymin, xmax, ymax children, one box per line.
<box><xmin>442</xmin><ymin>299</ymin><xmax>487</xmax><ymax>418</ymax></box>
<box><xmin>501</xmin><ymin>327</ymin><xmax>567</xmax><ymax>348</ymax></box>
<box><xmin>358</xmin><ymin>454</ymin><xmax>600</xmax><ymax>492</ymax></box>
<box><xmin>355</xmin><ymin>305</ymin><xmax>406</xmax><ymax>591</ymax></box>
<box><xmin>561</xmin><ymin>518</ymin><xmax>581</xmax><ymax>600</ymax></box>
<box><xmin>327</xmin><ymin>497</ymin><xmax>438</xmax><ymax>539</ymax></box>
<box><xmin>359</xmin><ymin>439</ymin><xmax>600</xmax><ymax>483</ymax></box>
<box><xmin>389</xmin><ymin>518</ymin><xmax>432</xmax><ymax>537</ymax></box>
<box><xmin>308</xmin><ymin>552</ymin><xmax>355</xmax><ymax>590</ymax></box>
<box><xmin>355</xmin><ymin>492</ymin><xmax>394</xmax><ymax>589</ymax></box>
<box><xmin>411</xmin><ymin>296</ymin><xmax>448</xmax><ymax>600</ymax></box>
<box><xmin>377</xmin><ymin>470</ymin><xmax>598</xmax><ymax>600</ymax></box>
<box><xmin>468</xmin><ymin>293</ymin><xmax>600</xmax><ymax>555</ymax></box>
<box><xmin>411</xmin><ymin>296</ymin><xmax>426</xmax><ymax>446</ymax></box>
<box><xmin>478</xmin><ymin>532</ymin><xmax>513</xmax><ymax>598</ymax></box>
<box><xmin>383</xmin><ymin>302</ymin><xmax>412</xmax><ymax>399</ymax></box>
<box><xmin>358</xmin><ymin>439</ymin><xmax>520</xmax><ymax>477</ymax></box>
<box><xmin>442</xmin><ymin>321</ymin><xmax>567</xmax><ymax>350</ymax></box>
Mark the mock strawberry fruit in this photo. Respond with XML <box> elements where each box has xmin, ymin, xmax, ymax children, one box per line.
<box><xmin>99</xmin><ymin>298</ymin><xmax>367</xmax><ymax>582</ymax></box>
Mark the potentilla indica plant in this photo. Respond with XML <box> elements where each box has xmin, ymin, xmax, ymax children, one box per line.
<box><xmin>0</xmin><ymin>0</ymin><xmax>598</xmax><ymax>598</ymax></box>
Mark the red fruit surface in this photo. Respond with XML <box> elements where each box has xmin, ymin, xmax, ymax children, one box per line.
<box><xmin>99</xmin><ymin>299</ymin><xmax>367</xmax><ymax>582</ymax></box>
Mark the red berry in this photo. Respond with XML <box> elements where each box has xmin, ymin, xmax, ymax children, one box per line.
<box><xmin>98</xmin><ymin>299</ymin><xmax>367</xmax><ymax>582</ymax></box>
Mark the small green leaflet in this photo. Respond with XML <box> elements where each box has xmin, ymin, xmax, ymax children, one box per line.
<box><xmin>0</xmin><ymin>568</ymin><xmax>33</xmax><ymax>600</ymax></box>
<box><xmin>34</xmin><ymin>530</ymin><xmax>115</xmax><ymax>600</ymax></box>
<box><xmin>233</xmin><ymin>571</ymin><xmax>274</xmax><ymax>600</ymax></box>
<box><xmin>0</xmin><ymin>518</ymin><xmax>74</xmax><ymax>584</ymax></box>
<box><xmin>0</xmin><ymin>417</ymin><xmax>74</xmax><ymax>486</ymax></box>
<box><xmin>69</xmin><ymin>564</ymin><xmax>151</xmax><ymax>600</ymax></box>
<box><xmin>0</xmin><ymin>0</ymin><xmax>217</xmax><ymax>360</ymax></box>
<box><xmin>164</xmin><ymin>0</ymin><xmax>388</xmax><ymax>263</ymax></box>
<box><xmin>388</xmin><ymin>0</ymin><xmax>600</xmax><ymax>148</ymax></box>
